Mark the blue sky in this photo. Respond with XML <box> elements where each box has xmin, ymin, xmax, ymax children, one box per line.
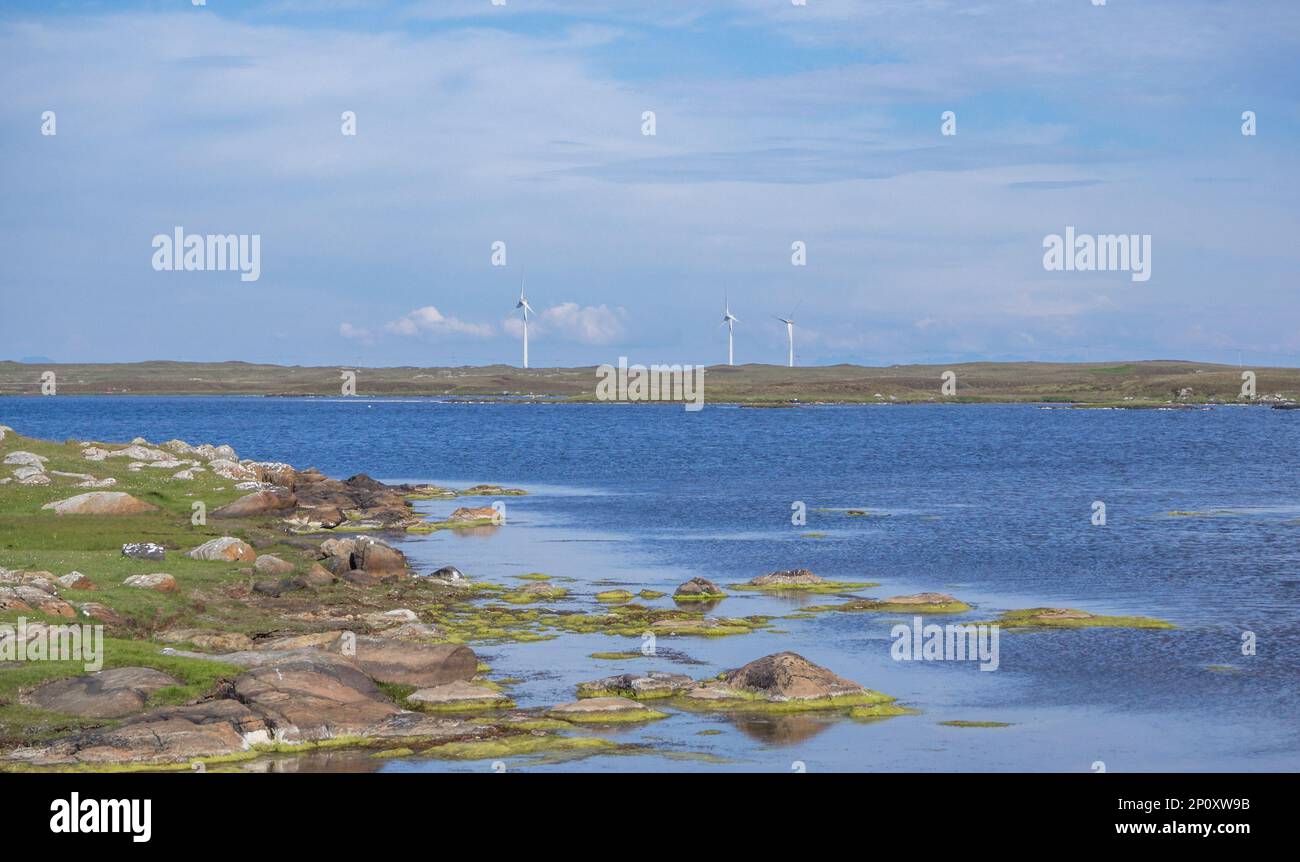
<box><xmin>3</xmin><ymin>0</ymin><xmax>1299</xmax><ymax>367</ymax></box>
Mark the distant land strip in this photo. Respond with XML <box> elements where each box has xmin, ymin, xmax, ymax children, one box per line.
<box><xmin>1</xmin><ymin>360</ymin><xmax>1298</xmax><ymax>407</ymax></box>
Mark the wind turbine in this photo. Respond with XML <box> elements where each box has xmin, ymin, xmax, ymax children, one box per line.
<box><xmin>515</xmin><ymin>272</ymin><xmax>535</xmax><ymax>369</ymax></box>
<box><xmin>774</xmin><ymin>301</ymin><xmax>801</xmax><ymax>368</ymax></box>
<box><xmin>721</xmin><ymin>294</ymin><xmax>738</xmax><ymax>366</ymax></box>
<box><xmin>775</xmin><ymin>314</ymin><xmax>796</xmax><ymax>367</ymax></box>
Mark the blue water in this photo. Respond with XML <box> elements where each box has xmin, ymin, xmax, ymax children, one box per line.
<box><xmin>3</xmin><ymin>397</ymin><xmax>1298</xmax><ymax>772</ymax></box>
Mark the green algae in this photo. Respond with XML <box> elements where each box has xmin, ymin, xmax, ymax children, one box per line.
<box><xmin>807</xmin><ymin>598</ymin><xmax>973</xmax><ymax>614</ymax></box>
<box><xmin>515</xmin><ymin>573</ymin><xmax>552</xmax><ymax>581</ymax></box>
<box><xmin>675</xmin><ymin>689</ymin><xmax>896</xmax><ymax>715</ymax></box>
<box><xmin>938</xmin><ymin>720</ymin><xmax>1012</xmax><ymax>728</ymax></box>
<box><xmin>423</xmin><ymin>734</ymin><xmax>616</xmax><ymax>761</ymax></box>
<box><xmin>673</xmin><ymin>591</ymin><xmax>727</xmax><ymax>603</ymax></box>
<box><xmin>546</xmin><ymin>706</ymin><xmax>669</xmax><ymax>724</ymax></box>
<box><xmin>638</xmin><ymin>589</ymin><xmax>666</xmax><ymax>599</ymax></box>
<box><xmin>850</xmin><ymin>703</ymin><xmax>916</xmax><ymax>720</ymax></box>
<box><xmin>589</xmin><ymin>651</ymin><xmax>644</xmax><ymax>660</ymax></box>
<box><xmin>595</xmin><ymin>590</ymin><xmax>634</xmax><ymax>603</ymax></box>
<box><xmin>993</xmin><ymin>608</ymin><xmax>1175</xmax><ymax>630</ymax></box>
<box><xmin>731</xmin><ymin>580</ymin><xmax>878</xmax><ymax>594</ymax></box>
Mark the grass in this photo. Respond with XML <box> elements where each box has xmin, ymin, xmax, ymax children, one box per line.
<box><xmin>4</xmin><ymin>359</ymin><xmax>1295</xmax><ymax>405</ymax></box>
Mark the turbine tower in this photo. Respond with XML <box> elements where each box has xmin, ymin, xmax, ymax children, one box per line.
<box><xmin>721</xmin><ymin>295</ymin><xmax>738</xmax><ymax>366</ymax></box>
<box><xmin>515</xmin><ymin>273</ymin><xmax>535</xmax><ymax>369</ymax></box>
<box><xmin>775</xmin><ymin>313</ymin><xmax>795</xmax><ymax>367</ymax></box>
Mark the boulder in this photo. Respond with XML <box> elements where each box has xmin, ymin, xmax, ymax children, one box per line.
<box><xmin>12</xmin><ymin>465</ymin><xmax>45</xmax><ymax>480</ymax></box>
<box><xmin>56</xmin><ymin>572</ymin><xmax>96</xmax><ymax>591</ymax></box>
<box><xmin>232</xmin><ymin>656</ymin><xmax>402</xmax><ymax>741</ymax></box>
<box><xmin>3</xmin><ymin>451</ymin><xmax>47</xmax><ymax>467</ymax></box>
<box><xmin>750</xmin><ymin>569</ymin><xmax>824</xmax><ymax>587</ymax></box>
<box><xmin>449</xmin><ymin>506</ymin><xmax>496</xmax><ymax>522</ymax></box>
<box><xmin>576</xmin><ymin>671</ymin><xmax>693</xmax><ymax>700</ymax></box>
<box><xmin>252</xmin><ymin>577</ymin><xmax>309</xmax><ymax>597</ymax></box>
<box><xmin>0</xmin><ymin>586</ymin><xmax>76</xmax><ymax>617</ymax></box>
<box><xmin>407</xmin><ymin>681</ymin><xmax>511</xmax><ymax>710</ymax></box>
<box><xmin>254</xmin><ymin>554</ymin><xmax>294</xmax><ymax>575</ymax></box>
<box><xmin>104</xmin><ymin>444</ymin><xmax>172</xmax><ymax>461</ymax></box>
<box><xmin>122</xmin><ymin>573</ymin><xmax>179</xmax><ymax>593</ymax></box>
<box><xmin>188</xmin><ymin>536</ymin><xmax>256</xmax><ymax>562</ymax></box>
<box><xmin>673</xmin><ymin>577</ymin><xmax>727</xmax><ymax>601</ymax></box>
<box><xmin>17</xmin><ymin>471</ymin><xmax>51</xmax><ymax>485</ymax></box>
<box><xmin>24</xmin><ymin>667</ymin><xmax>181</xmax><ymax>718</ymax></box>
<box><xmin>156</xmin><ymin>628</ymin><xmax>254</xmax><ymax>652</ymax></box>
<box><xmin>330</xmin><ymin>637</ymin><xmax>477</xmax><ymax>688</ymax></box>
<box><xmin>76</xmin><ymin>477</ymin><xmax>117</xmax><ymax>488</ymax></box>
<box><xmin>211</xmin><ymin>489</ymin><xmax>297</xmax><ymax>518</ymax></box>
<box><xmin>687</xmin><ymin>652</ymin><xmax>872</xmax><ymax>705</ymax></box>
<box><xmin>351</xmin><ymin>538</ymin><xmax>407</xmax><ymax>575</ymax></box>
<box><xmin>42</xmin><ymin>492</ymin><xmax>157</xmax><ymax>516</ymax></box>
<box><xmin>15</xmin><ymin>700</ymin><xmax>269</xmax><ymax>765</ymax></box>
<box><xmin>75</xmin><ymin>603</ymin><xmax>127</xmax><ymax>625</ymax></box>
<box><xmin>122</xmin><ymin>541</ymin><xmax>166</xmax><ymax>561</ymax></box>
<box><xmin>545</xmin><ymin>697</ymin><xmax>667</xmax><ymax>723</ymax></box>
<box><xmin>208</xmin><ymin>458</ymin><xmax>256</xmax><ymax>481</ymax></box>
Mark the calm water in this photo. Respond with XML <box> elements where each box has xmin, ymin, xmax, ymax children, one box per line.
<box><xmin>4</xmin><ymin>397</ymin><xmax>1298</xmax><ymax>772</ymax></box>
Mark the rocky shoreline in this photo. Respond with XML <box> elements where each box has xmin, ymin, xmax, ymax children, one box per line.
<box><xmin>0</xmin><ymin>423</ymin><xmax>1176</xmax><ymax>771</ymax></box>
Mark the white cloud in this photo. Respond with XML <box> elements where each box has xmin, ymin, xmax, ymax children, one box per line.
<box><xmin>339</xmin><ymin>322</ymin><xmax>373</xmax><ymax>342</ymax></box>
<box><xmin>503</xmin><ymin>302</ymin><xmax>625</xmax><ymax>344</ymax></box>
<box><xmin>385</xmin><ymin>306</ymin><xmax>494</xmax><ymax>338</ymax></box>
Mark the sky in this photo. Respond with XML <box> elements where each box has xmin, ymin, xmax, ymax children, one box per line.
<box><xmin>2</xmin><ymin>0</ymin><xmax>1299</xmax><ymax>368</ymax></box>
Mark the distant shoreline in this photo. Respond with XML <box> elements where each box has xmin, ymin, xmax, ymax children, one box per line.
<box><xmin>2</xmin><ymin>359</ymin><xmax>1297</xmax><ymax>407</ymax></box>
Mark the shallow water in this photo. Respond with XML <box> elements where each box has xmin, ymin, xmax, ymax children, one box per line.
<box><xmin>4</xmin><ymin>397</ymin><xmax>1298</xmax><ymax>772</ymax></box>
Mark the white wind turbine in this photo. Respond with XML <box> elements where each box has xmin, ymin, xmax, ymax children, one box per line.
<box><xmin>721</xmin><ymin>294</ymin><xmax>738</xmax><ymax>365</ymax></box>
<box><xmin>775</xmin><ymin>301</ymin><xmax>801</xmax><ymax>368</ymax></box>
<box><xmin>515</xmin><ymin>272</ymin><xmax>535</xmax><ymax>369</ymax></box>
